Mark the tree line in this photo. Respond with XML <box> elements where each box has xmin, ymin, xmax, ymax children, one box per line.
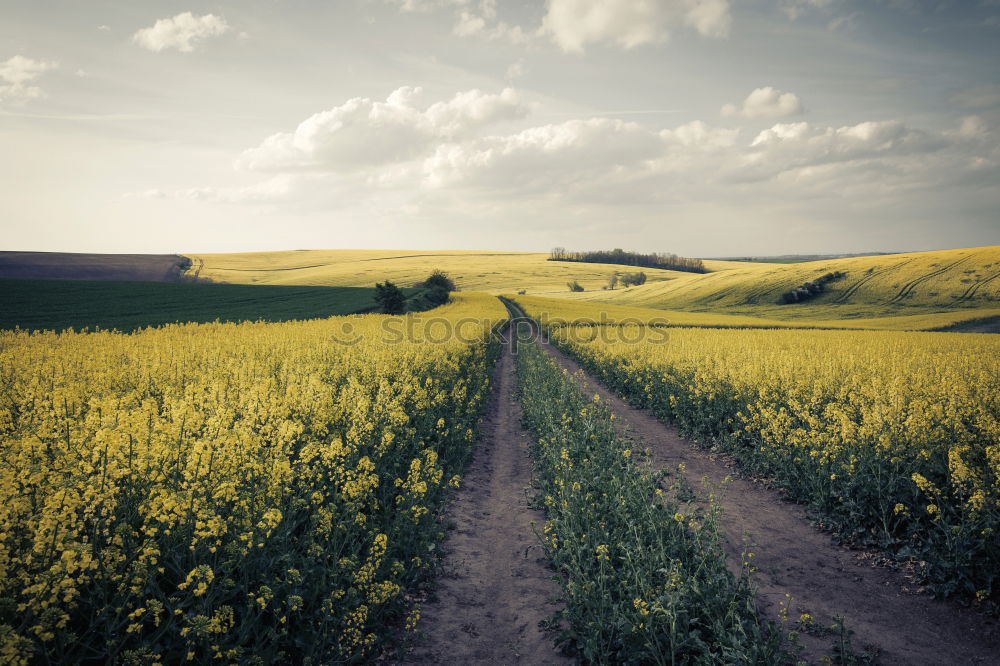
<box><xmin>549</xmin><ymin>247</ymin><xmax>706</xmax><ymax>273</ymax></box>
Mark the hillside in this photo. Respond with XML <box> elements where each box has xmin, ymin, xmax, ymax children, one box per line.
<box><xmin>184</xmin><ymin>249</ymin><xmax>694</xmax><ymax>293</ymax></box>
<box><xmin>554</xmin><ymin>246</ymin><xmax>1000</xmax><ymax>320</ymax></box>
<box><xmin>0</xmin><ymin>251</ymin><xmax>190</xmax><ymax>282</ymax></box>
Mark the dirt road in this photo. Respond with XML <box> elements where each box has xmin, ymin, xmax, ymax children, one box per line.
<box><xmin>400</xmin><ymin>334</ymin><xmax>571</xmax><ymax>665</ymax></box>
<box><xmin>532</xmin><ymin>324</ymin><xmax>1000</xmax><ymax>665</ymax></box>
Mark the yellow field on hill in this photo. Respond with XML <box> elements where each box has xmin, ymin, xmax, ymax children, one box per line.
<box><xmin>184</xmin><ymin>249</ymin><xmax>691</xmax><ymax>294</ymax></box>
<box><xmin>556</xmin><ymin>246</ymin><xmax>1000</xmax><ymax>320</ymax></box>
<box><xmin>186</xmin><ymin>246</ymin><xmax>999</xmax><ymax>330</ymax></box>
<box><xmin>511</xmin><ymin>294</ymin><xmax>1000</xmax><ymax>332</ymax></box>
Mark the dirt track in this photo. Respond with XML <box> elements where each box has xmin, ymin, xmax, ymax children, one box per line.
<box><xmin>406</xmin><ymin>302</ymin><xmax>999</xmax><ymax>664</ymax></box>
<box><xmin>533</xmin><ymin>326</ymin><xmax>1000</xmax><ymax>665</ymax></box>
<box><xmin>400</xmin><ymin>335</ymin><xmax>570</xmax><ymax>665</ymax></box>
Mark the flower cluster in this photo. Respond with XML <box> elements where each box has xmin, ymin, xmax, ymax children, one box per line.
<box><xmin>541</xmin><ymin>322</ymin><xmax>1000</xmax><ymax>601</ymax></box>
<box><xmin>0</xmin><ymin>294</ymin><xmax>506</xmax><ymax>664</ymax></box>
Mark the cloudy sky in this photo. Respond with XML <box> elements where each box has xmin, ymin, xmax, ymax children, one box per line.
<box><xmin>2</xmin><ymin>0</ymin><xmax>998</xmax><ymax>256</ymax></box>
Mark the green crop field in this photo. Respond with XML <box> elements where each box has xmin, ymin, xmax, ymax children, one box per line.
<box><xmin>0</xmin><ymin>278</ymin><xmax>387</xmax><ymax>332</ymax></box>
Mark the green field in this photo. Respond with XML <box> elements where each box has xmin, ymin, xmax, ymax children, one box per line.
<box><xmin>0</xmin><ymin>278</ymin><xmax>389</xmax><ymax>332</ymax></box>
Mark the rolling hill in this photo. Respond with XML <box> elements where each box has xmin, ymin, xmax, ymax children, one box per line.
<box><xmin>552</xmin><ymin>246</ymin><xmax>1000</xmax><ymax>321</ymax></box>
<box><xmin>184</xmin><ymin>249</ymin><xmax>692</xmax><ymax>293</ymax></box>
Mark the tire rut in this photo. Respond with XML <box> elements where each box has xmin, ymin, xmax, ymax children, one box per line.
<box><xmin>532</xmin><ymin>336</ymin><xmax>1000</xmax><ymax>665</ymax></box>
<box><xmin>399</xmin><ymin>336</ymin><xmax>570</xmax><ymax>666</ymax></box>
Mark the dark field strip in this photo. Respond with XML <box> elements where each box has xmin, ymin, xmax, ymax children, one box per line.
<box><xmin>0</xmin><ymin>278</ymin><xmax>381</xmax><ymax>332</ymax></box>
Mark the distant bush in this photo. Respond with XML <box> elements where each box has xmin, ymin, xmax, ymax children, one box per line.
<box><xmin>550</xmin><ymin>247</ymin><xmax>706</xmax><ymax>273</ymax></box>
<box><xmin>620</xmin><ymin>271</ymin><xmax>647</xmax><ymax>287</ymax></box>
<box><xmin>779</xmin><ymin>271</ymin><xmax>846</xmax><ymax>304</ymax></box>
<box><xmin>417</xmin><ymin>270</ymin><xmax>455</xmax><ymax>307</ymax></box>
<box><xmin>375</xmin><ymin>281</ymin><xmax>406</xmax><ymax>314</ymax></box>
<box><xmin>420</xmin><ymin>269</ymin><xmax>456</xmax><ymax>292</ymax></box>
<box><xmin>606</xmin><ymin>273</ymin><xmax>619</xmax><ymax>290</ymax></box>
<box><xmin>567</xmin><ymin>281</ymin><xmax>585</xmax><ymax>292</ymax></box>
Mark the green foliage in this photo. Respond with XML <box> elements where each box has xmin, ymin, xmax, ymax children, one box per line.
<box><xmin>0</xmin><ymin>278</ymin><xmax>381</xmax><ymax>332</ymax></box>
<box><xmin>375</xmin><ymin>281</ymin><xmax>406</xmax><ymax>314</ymax></box>
<box><xmin>514</xmin><ymin>333</ymin><xmax>783</xmax><ymax>663</ymax></box>
<box><xmin>549</xmin><ymin>248</ymin><xmax>706</xmax><ymax>273</ymax></box>
<box><xmin>546</xmin><ymin>325</ymin><xmax>1000</xmax><ymax>602</ymax></box>
<box><xmin>620</xmin><ymin>271</ymin><xmax>647</xmax><ymax>287</ymax></box>
<box><xmin>779</xmin><ymin>271</ymin><xmax>846</xmax><ymax>304</ymax></box>
<box><xmin>420</xmin><ymin>269</ymin><xmax>456</xmax><ymax>293</ymax></box>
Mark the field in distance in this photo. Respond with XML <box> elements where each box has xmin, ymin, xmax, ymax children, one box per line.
<box><xmin>551</xmin><ymin>245</ymin><xmax>1000</xmax><ymax>325</ymax></box>
<box><xmin>0</xmin><ymin>279</ymin><xmax>387</xmax><ymax>332</ymax></box>
<box><xmin>185</xmin><ymin>249</ymin><xmax>697</xmax><ymax>293</ymax></box>
<box><xmin>187</xmin><ymin>246</ymin><xmax>999</xmax><ymax>331</ymax></box>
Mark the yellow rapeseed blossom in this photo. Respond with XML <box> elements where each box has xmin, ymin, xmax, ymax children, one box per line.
<box><xmin>0</xmin><ymin>293</ymin><xmax>507</xmax><ymax>662</ymax></box>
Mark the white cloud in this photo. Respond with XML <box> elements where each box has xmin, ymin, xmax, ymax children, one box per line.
<box><xmin>132</xmin><ymin>13</ymin><xmax>230</xmax><ymax>53</ymax></box>
<box><xmin>422</xmin><ymin>118</ymin><xmax>663</xmax><ymax>191</ymax></box>
<box><xmin>97</xmin><ymin>24</ymin><xmax>111</xmax><ymax>32</ymax></box>
<box><xmin>0</xmin><ymin>55</ymin><xmax>58</xmax><ymax>103</ymax></box>
<box><xmin>453</xmin><ymin>3</ymin><xmax>529</xmax><ymax>43</ymax></box>
<box><xmin>722</xmin><ymin>86</ymin><xmax>804</xmax><ymax>118</ymax></box>
<box><xmin>541</xmin><ymin>0</ymin><xmax>731</xmax><ymax>53</ymax></box>
<box><xmin>238</xmin><ymin>87</ymin><xmax>528</xmax><ymax>172</ymax></box>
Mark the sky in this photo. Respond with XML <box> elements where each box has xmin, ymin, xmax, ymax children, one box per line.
<box><xmin>1</xmin><ymin>0</ymin><xmax>998</xmax><ymax>257</ymax></box>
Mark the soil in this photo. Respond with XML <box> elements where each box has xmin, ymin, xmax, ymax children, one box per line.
<box><xmin>0</xmin><ymin>251</ymin><xmax>188</xmax><ymax>282</ymax></box>
<box><xmin>532</xmin><ymin>327</ymin><xmax>1000</xmax><ymax>665</ymax></box>
<box><xmin>399</xmin><ymin>335</ymin><xmax>571</xmax><ymax>665</ymax></box>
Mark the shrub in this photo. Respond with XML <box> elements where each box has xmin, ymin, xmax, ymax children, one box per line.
<box><xmin>375</xmin><ymin>281</ymin><xmax>406</xmax><ymax>314</ymax></box>
<box><xmin>779</xmin><ymin>271</ymin><xmax>846</xmax><ymax>304</ymax></box>
<box><xmin>567</xmin><ymin>281</ymin><xmax>585</xmax><ymax>292</ymax></box>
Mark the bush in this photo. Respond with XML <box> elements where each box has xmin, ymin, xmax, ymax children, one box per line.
<box><xmin>375</xmin><ymin>281</ymin><xmax>406</xmax><ymax>314</ymax></box>
<box><xmin>567</xmin><ymin>281</ymin><xmax>585</xmax><ymax>292</ymax></box>
<box><xmin>779</xmin><ymin>271</ymin><xmax>845</xmax><ymax>304</ymax></box>
<box><xmin>420</xmin><ymin>270</ymin><xmax>456</xmax><ymax>292</ymax></box>
<box><xmin>620</xmin><ymin>272</ymin><xmax>647</xmax><ymax>287</ymax></box>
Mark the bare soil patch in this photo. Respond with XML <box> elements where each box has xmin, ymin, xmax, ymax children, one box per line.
<box><xmin>0</xmin><ymin>251</ymin><xmax>188</xmax><ymax>282</ymax></box>
<box><xmin>399</xmin><ymin>339</ymin><xmax>570</xmax><ymax>665</ymax></box>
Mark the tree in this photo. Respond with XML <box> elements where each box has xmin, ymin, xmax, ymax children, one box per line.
<box><xmin>374</xmin><ymin>281</ymin><xmax>406</xmax><ymax>314</ymax></box>
<box><xmin>422</xmin><ymin>269</ymin><xmax>456</xmax><ymax>292</ymax></box>
<box><xmin>420</xmin><ymin>270</ymin><xmax>454</xmax><ymax>306</ymax></box>
<box><xmin>620</xmin><ymin>271</ymin><xmax>647</xmax><ymax>287</ymax></box>
<box><xmin>607</xmin><ymin>272</ymin><xmax>619</xmax><ymax>290</ymax></box>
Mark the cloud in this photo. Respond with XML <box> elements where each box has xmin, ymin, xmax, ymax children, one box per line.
<box><xmin>722</xmin><ymin>86</ymin><xmax>804</xmax><ymax>119</ymax></box>
<box><xmin>542</xmin><ymin>0</ymin><xmax>731</xmax><ymax>53</ymax></box>
<box><xmin>132</xmin><ymin>13</ymin><xmax>230</xmax><ymax>53</ymax></box>
<box><xmin>505</xmin><ymin>59</ymin><xmax>526</xmax><ymax>82</ymax></box>
<box><xmin>238</xmin><ymin>86</ymin><xmax>528</xmax><ymax>172</ymax></box>
<box><xmin>0</xmin><ymin>55</ymin><xmax>58</xmax><ymax>103</ymax></box>
<box><xmin>453</xmin><ymin>1</ymin><xmax>529</xmax><ymax>43</ymax></box>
